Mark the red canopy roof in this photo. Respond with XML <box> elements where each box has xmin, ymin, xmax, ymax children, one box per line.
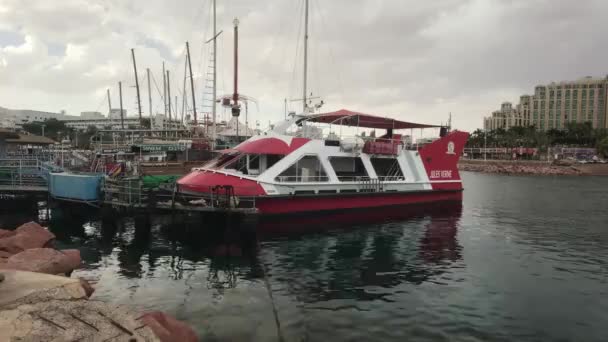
<box><xmin>234</xmin><ymin>137</ymin><xmax>310</xmax><ymax>155</ymax></box>
<box><xmin>305</xmin><ymin>109</ymin><xmax>441</xmax><ymax>130</ymax></box>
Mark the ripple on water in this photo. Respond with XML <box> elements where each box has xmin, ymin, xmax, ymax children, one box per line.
<box><xmin>4</xmin><ymin>173</ymin><xmax>608</xmax><ymax>341</ymax></box>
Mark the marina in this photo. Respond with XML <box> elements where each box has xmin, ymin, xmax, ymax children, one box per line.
<box><xmin>2</xmin><ymin>0</ymin><xmax>608</xmax><ymax>341</ymax></box>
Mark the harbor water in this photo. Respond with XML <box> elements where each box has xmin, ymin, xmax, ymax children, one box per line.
<box><xmin>2</xmin><ymin>172</ymin><xmax>608</xmax><ymax>341</ymax></box>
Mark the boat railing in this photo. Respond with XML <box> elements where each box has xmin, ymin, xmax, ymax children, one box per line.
<box><xmin>274</xmin><ymin>175</ymin><xmax>330</xmax><ymax>183</ymax></box>
<box><xmin>102</xmin><ymin>179</ymin><xmax>258</xmax><ymax>210</ymax></box>
<box><xmin>357</xmin><ymin>178</ymin><xmax>383</xmax><ymax>192</ymax></box>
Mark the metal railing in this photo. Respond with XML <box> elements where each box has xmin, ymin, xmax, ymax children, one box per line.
<box><xmin>102</xmin><ymin>179</ymin><xmax>258</xmax><ymax>210</ymax></box>
<box><xmin>274</xmin><ymin>175</ymin><xmax>330</xmax><ymax>183</ymax></box>
<box><xmin>0</xmin><ymin>158</ymin><xmax>53</xmax><ymax>189</ymax></box>
<box><xmin>357</xmin><ymin>178</ymin><xmax>383</xmax><ymax>192</ymax></box>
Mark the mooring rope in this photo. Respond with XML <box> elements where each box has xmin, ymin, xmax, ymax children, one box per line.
<box><xmin>257</xmin><ymin>239</ymin><xmax>285</xmax><ymax>342</ymax></box>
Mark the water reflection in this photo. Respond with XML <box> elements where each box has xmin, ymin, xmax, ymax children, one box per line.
<box><xmin>259</xmin><ymin>204</ymin><xmax>463</xmax><ymax>304</ymax></box>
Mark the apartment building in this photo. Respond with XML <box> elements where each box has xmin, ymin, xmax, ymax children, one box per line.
<box><xmin>531</xmin><ymin>76</ymin><xmax>607</xmax><ymax>130</ymax></box>
<box><xmin>483</xmin><ymin>101</ymin><xmax>530</xmax><ymax>131</ymax></box>
<box><xmin>483</xmin><ymin>76</ymin><xmax>608</xmax><ymax>131</ymax></box>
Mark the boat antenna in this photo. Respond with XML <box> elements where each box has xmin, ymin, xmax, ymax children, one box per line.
<box><xmin>448</xmin><ymin>112</ymin><xmax>452</xmax><ymax>131</ymax></box>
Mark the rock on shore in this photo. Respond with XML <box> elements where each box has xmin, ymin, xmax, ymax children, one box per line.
<box><xmin>458</xmin><ymin>160</ymin><xmax>582</xmax><ymax>176</ymax></box>
<box><xmin>0</xmin><ymin>221</ymin><xmax>198</xmax><ymax>341</ymax></box>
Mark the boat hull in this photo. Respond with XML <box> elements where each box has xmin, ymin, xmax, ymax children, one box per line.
<box><xmin>252</xmin><ymin>188</ymin><xmax>463</xmax><ymax>215</ymax></box>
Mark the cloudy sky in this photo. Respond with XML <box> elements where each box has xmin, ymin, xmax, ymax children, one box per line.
<box><xmin>1</xmin><ymin>0</ymin><xmax>608</xmax><ymax>132</ymax></box>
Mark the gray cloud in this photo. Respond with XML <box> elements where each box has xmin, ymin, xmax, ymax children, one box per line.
<box><xmin>1</xmin><ymin>0</ymin><xmax>607</xmax><ymax>131</ymax></box>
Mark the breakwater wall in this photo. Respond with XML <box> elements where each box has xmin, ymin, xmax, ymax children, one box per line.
<box><xmin>458</xmin><ymin>159</ymin><xmax>582</xmax><ymax>176</ymax></box>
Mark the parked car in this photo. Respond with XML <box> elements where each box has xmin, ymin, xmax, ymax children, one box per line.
<box><xmin>577</xmin><ymin>159</ymin><xmax>589</xmax><ymax>164</ymax></box>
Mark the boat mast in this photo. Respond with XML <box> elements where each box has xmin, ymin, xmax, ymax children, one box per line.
<box><xmin>162</xmin><ymin>62</ymin><xmax>167</xmax><ymax>118</ymax></box>
<box><xmin>232</xmin><ymin>18</ymin><xmax>241</xmax><ymax>141</ymax></box>
<box><xmin>212</xmin><ymin>0</ymin><xmax>217</xmax><ymax>145</ymax></box>
<box><xmin>182</xmin><ymin>53</ymin><xmax>188</xmax><ymax>124</ymax></box>
<box><xmin>147</xmin><ymin>68</ymin><xmax>152</xmax><ymax>131</ymax></box>
<box><xmin>303</xmin><ymin>0</ymin><xmax>309</xmax><ymax>113</ymax></box>
<box><xmin>167</xmin><ymin>69</ymin><xmax>172</xmax><ymax>124</ymax></box>
<box><xmin>106</xmin><ymin>88</ymin><xmax>112</xmax><ymax>116</ymax></box>
<box><xmin>118</xmin><ymin>81</ymin><xmax>124</xmax><ymax>130</ymax></box>
<box><xmin>186</xmin><ymin>41</ymin><xmax>197</xmax><ymax>126</ymax></box>
<box><xmin>131</xmin><ymin>48</ymin><xmax>142</xmax><ymax>125</ymax></box>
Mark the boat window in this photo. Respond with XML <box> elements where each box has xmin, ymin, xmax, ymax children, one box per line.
<box><xmin>266</xmin><ymin>154</ymin><xmax>283</xmax><ymax>169</ymax></box>
<box><xmin>370</xmin><ymin>157</ymin><xmax>404</xmax><ymax>180</ymax></box>
<box><xmin>204</xmin><ymin>152</ymin><xmax>241</xmax><ymax>169</ymax></box>
<box><xmin>248</xmin><ymin>154</ymin><xmax>260</xmax><ymax>169</ymax></box>
<box><xmin>276</xmin><ymin>155</ymin><xmax>328</xmax><ymax>182</ymax></box>
<box><xmin>224</xmin><ymin>155</ymin><xmax>247</xmax><ymax>173</ymax></box>
<box><xmin>329</xmin><ymin>157</ymin><xmax>369</xmax><ymax>182</ymax></box>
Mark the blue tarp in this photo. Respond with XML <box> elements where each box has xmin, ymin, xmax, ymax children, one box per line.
<box><xmin>49</xmin><ymin>173</ymin><xmax>102</xmax><ymax>201</ymax></box>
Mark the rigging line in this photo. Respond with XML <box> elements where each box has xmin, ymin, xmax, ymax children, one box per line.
<box><xmin>288</xmin><ymin>0</ymin><xmax>305</xmax><ymax>103</ymax></box>
<box><xmin>150</xmin><ymin>73</ymin><xmax>166</xmax><ymax>105</ymax></box>
<box><xmin>313</xmin><ymin>0</ymin><xmax>346</xmax><ymax>103</ymax></box>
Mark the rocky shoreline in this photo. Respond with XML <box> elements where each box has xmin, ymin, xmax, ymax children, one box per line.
<box><xmin>458</xmin><ymin>160</ymin><xmax>583</xmax><ymax>176</ymax></box>
<box><xmin>0</xmin><ymin>222</ymin><xmax>197</xmax><ymax>341</ymax></box>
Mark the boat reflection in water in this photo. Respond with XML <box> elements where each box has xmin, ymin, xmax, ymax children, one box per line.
<box><xmin>255</xmin><ymin>202</ymin><xmax>463</xmax><ymax>307</ymax></box>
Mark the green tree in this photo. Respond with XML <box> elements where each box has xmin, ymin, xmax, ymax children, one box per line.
<box><xmin>598</xmin><ymin>137</ymin><xmax>608</xmax><ymax>158</ymax></box>
<box><xmin>21</xmin><ymin>118</ymin><xmax>74</xmax><ymax>141</ymax></box>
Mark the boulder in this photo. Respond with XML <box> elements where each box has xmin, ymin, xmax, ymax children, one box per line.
<box><xmin>0</xmin><ymin>223</ymin><xmax>55</xmax><ymax>254</ymax></box>
<box><xmin>78</xmin><ymin>277</ymin><xmax>95</xmax><ymax>298</ymax></box>
<box><xmin>2</xmin><ymin>248</ymin><xmax>81</xmax><ymax>275</ymax></box>
<box><xmin>60</xmin><ymin>249</ymin><xmax>82</xmax><ymax>270</ymax></box>
<box><xmin>0</xmin><ymin>229</ymin><xmax>15</xmax><ymax>239</ymax></box>
<box><xmin>138</xmin><ymin>311</ymin><xmax>198</xmax><ymax>342</ymax></box>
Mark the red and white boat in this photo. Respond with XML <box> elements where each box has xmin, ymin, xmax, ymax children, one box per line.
<box><xmin>177</xmin><ymin>109</ymin><xmax>469</xmax><ymax>215</ymax></box>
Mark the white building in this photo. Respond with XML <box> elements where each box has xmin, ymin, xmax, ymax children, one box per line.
<box><xmin>0</xmin><ymin>106</ymin><xmax>76</xmax><ymax>128</ymax></box>
<box><xmin>109</xmin><ymin>109</ymin><xmax>127</xmax><ymax>120</ymax></box>
<box><xmin>80</xmin><ymin>111</ymin><xmax>105</xmax><ymax>120</ymax></box>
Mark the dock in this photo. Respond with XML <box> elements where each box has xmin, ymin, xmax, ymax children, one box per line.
<box><xmin>0</xmin><ymin>158</ymin><xmax>60</xmax><ymax>197</ymax></box>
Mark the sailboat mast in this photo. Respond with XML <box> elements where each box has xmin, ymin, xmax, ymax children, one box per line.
<box><xmin>182</xmin><ymin>54</ymin><xmax>187</xmax><ymax>124</ymax></box>
<box><xmin>303</xmin><ymin>0</ymin><xmax>309</xmax><ymax>113</ymax></box>
<box><xmin>147</xmin><ymin>68</ymin><xmax>152</xmax><ymax>131</ymax></box>
<box><xmin>233</xmin><ymin>18</ymin><xmax>239</xmax><ymax>106</ymax></box>
<box><xmin>232</xmin><ymin>18</ymin><xmax>240</xmax><ymax>142</ymax></box>
<box><xmin>167</xmin><ymin>70</ymin><xmax>172</xmax><ymax>123</ymax></box>
<box><xmin>212</xmin><ymin>0</ymin><xmax>217</xmax><ymax>145</ymax></box>
<box><xmin>118</xmin><ymin>81</ymin><xmax>124</xmax><ymax>130</ymax></box>
<box><xmin>186</xmin><ymin>41</ymin><xmax>197</xmax><ymax>125</ymax></box>
<box><xmin>106</xmin><ymin>89</ymin><xmax>112</xmax><ymax>116</ymax></box>
<box><xmin>131</xmin><ymin>48</ymin><xmax>142</xmax><ymax>124</ymax></box>
<box><xmin>162</xmin><ymin>62</ymin><xmax>167</xmax><ymax>117</ymax></box>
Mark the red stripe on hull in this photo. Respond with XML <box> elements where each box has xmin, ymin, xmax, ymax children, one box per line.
<box><xmin>254</xmin><ymin>189</ymin><xmax>463</xmax><ymax>215</ymax></box>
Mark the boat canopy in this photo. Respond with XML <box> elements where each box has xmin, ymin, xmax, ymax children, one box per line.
<box><xmin>304</xmin><ymin>109</ymin><xmax>441</xmax><ymax>130</ymax></box>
